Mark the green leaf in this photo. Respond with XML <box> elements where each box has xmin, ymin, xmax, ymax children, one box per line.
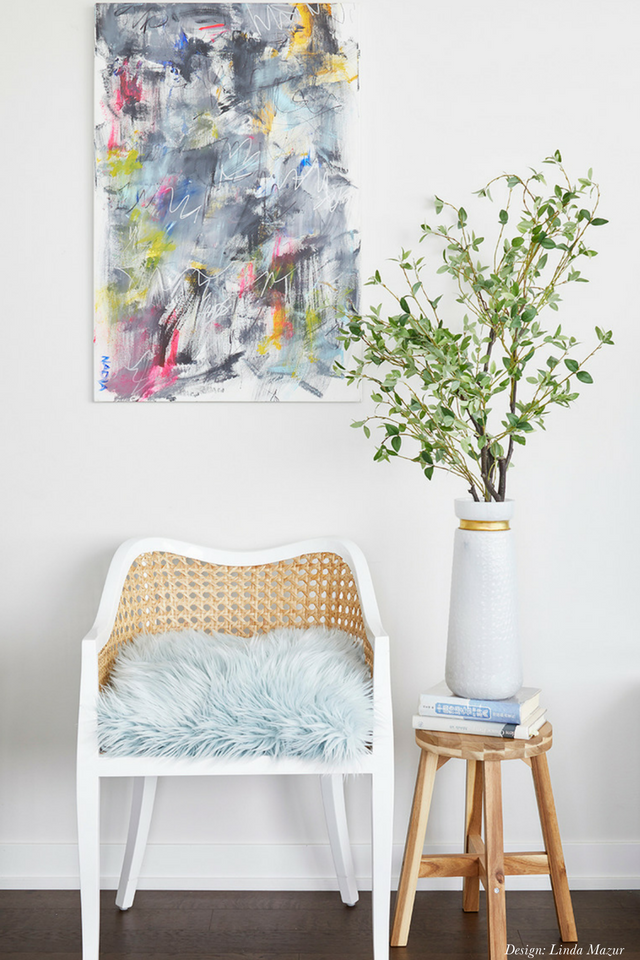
<box><xmin>434</xmin><ymin>197</ymin><xmax>444</xmax><ymax>214</ymax></box>
<box><xmin>499</xmin><ymin>209</ymin><xmax>509</xmax><ymax>225</ymax></box>
<box><xmin>564</xmin><ymin>358</ymin><xmax>579</xmax><ymax>373</ymax></box>
<box><xmin>576</xmin><ymin>370</ymin><xmax>593</xmax><ymax>383</ymax></box>
<box><xmin>399</xmin><ymin>297</ymin><xmax>410</xmax><ymax>313</ymax></box>
<box><xmin>596</xmin><ymin>327</ymin><xmax>614</xmax><ymax>345</ymax></box>
<box><xmin>591</xmin><ymin>218</ymin><xmax>608</xmax><ymax>226</ymax></box>
<box><xmin>391</xmin><ymin>435</ymin><xmax>402</xmax><ymax>452</ymax></box>
<box><xmin>363</xmin><ymin>425</ymin><xmax>371</xmax><ymax>439</ymax></box>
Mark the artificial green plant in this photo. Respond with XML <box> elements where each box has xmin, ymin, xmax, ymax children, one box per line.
<box><xmin>338</xmin><ymin>152</ymin><xmax>613</xmax><ymax>502</ymax></box>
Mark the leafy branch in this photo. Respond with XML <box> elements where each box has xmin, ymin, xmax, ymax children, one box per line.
<box><xmin>337</xmin><ymin>151</ymin><xmax>613</xmax><ymax>501</ymax></box>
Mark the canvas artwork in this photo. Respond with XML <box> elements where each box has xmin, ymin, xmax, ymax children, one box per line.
<box><xmin>94</xmin><ymin>3</ymin><xmax>359</xmax><ymax>401</ymax></box>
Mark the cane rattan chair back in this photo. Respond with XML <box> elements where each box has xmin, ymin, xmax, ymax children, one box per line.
<box><xmin>99</xmin><ymin>550</ymin><xmax>372</xmax><ymax>688</ymax></box>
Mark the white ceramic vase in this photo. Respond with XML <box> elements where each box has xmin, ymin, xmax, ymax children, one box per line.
<box><xmin>445</xmin><ymin>498</ymin><xmax>522</xmax><ymax>700</ymax></box>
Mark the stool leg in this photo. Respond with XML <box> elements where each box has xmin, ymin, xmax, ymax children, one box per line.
<box><xmin>483</xmin><ymin>760</ymin><xmax>507</xmax><ymax>960</ymax></box>
<box><xmin>390</xmin><ymin>749</ymin><xmax>439</xmax><ymax>947</ymax></box>
<box><xmin>531</xmin><ymin>753</ymin><xmax>578</xmax><ymax>942</ymax></box>
<box><xmin>463</xmin><ymin>759</ymin><xmax>484</xmax><ymax>913</ymax></box>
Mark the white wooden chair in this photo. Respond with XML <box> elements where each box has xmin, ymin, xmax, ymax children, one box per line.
<box><xmin>77</xmin><ymin>537</ymin><xmax>394</xmax><ymax>959</ymax></box>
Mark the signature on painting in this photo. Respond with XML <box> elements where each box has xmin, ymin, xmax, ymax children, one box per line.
<box><xmin>98</xmin><ymin>355</ymin><xmax>110</xmax><ymax>391</ymax></box>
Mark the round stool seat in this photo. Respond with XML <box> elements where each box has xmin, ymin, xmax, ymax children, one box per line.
<box><xmin>415</xmin><ymin>721</ymin><xmax>553</xmax><ymax>762</ymax></box>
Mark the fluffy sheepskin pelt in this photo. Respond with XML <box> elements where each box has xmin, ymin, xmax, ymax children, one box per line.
<box><xmin>98</xmin><ymin>627</ymin><xmax>373</xmax><ymax>763</ymax></box>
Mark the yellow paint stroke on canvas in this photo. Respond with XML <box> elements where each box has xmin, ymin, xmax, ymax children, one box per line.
<box><xmin>256</xmin><ymin>100</ymin><xmax>276</xmax><ymax>135</ymax></box>
<box><xmin>96</xmin><ymin>282</ymin><xmax>150</xmax><ymax>325</ymax></box>
<box><xmin>108</xmin><ymin>146</ymin><xmax>143</xmax><ymax>178</ymax></box>
<box><xmin>286</xmin><ymin>6</ymin><xmax>356</xmax><ymax>85</ymax></box>
<box><xmin>125</xmin><ymin>209</ymin><xmax>177</xmax><ymax>272</ymax></box>
<box><xmin>287</xmin><ymin>3</ymin><xmax>315</xmax><ymax>55</ymax></box>
<box><xmin>258</xmin><ymin>298</ymin><xmax>289</xmax><ymax>354</ymax></box>
<box><xmin>141</xmin><ymin>225</ymin><xmax>176</xmax><ymax>270</ymax></box>
<box><xmin>187</xmin><ymin>112</ymin><xmax>220</xmax><ymax>149</ymax></box>
<box><xmin>315</xmin><ymin>53</ymin><xmax>357</xmax><ymax>84</ymax></box>
<box><xmin>305</xmin><ymin>307</ymin><xmax>321</xmax><ymax>362</ymax></box>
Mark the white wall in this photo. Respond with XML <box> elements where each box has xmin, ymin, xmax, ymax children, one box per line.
<box><xmin>1</xmin><ymin>0</ymin><xmax>638</xmax><ymax>890</ymax></box>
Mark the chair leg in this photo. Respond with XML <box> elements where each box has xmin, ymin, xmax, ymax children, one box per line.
<box><xmin>391</xmin><ymin>749</ymin><xmax>438</xmax><ymax>948</ymax></box>
<box><xmin>320</xmin><ymin>774</ymin><xmax>359</xmax><ymax>906</ymax></box>
<box><xmin>77</xmin><ymin>769</ymin><xmax>100</xmax><ymax>960</ymax></box>
<box><xmin>115</xmin><ymin>776</ymin><xmax>158</xmax><ymax>911</ymax></box>
<box><xmin>483</xmin><ymin>760</ymin><xmax>507</xmax><ymax>960</ymax></box>
<box><xmin>531</xmin><ymin>754</ymin><xmax>578</xmax><ymax>942</ymax></box>
<box><xmin>371</xmin><ymin>767</ymin><xmax>394</xmax><ymax>960</ymax></box>
<box><xmin>463</xmin><ymin>759</ymin><xmax>484</xmax><ymax>913</ymax></box>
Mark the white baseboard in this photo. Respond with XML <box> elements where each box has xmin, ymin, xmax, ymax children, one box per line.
<box><xmin>0</xmin><ymin>842</ymin><xmax>637</xmax><ymax>890</ymax></box>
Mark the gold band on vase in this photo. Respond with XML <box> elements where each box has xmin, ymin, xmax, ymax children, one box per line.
<box><xmin>459</xmin><ymin>519</ymin><xmax>510</xmax><ymax>531</ymax></box>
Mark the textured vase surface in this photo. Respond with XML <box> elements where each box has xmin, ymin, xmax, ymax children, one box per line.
<box><xmin>445</xmin><ymin>498</ymin><xmax>522</xmax><ymax>700</ymax></box>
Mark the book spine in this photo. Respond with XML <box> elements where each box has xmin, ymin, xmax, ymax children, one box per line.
<box><xmin>418</xmin><ymin>698</ymin><xmax>523</xmax><ymax>723</ymax></box>
<box><xmin>412</xmin><ymin>714</ymin><xmax>542</xmax><ymax>740</ymax></box>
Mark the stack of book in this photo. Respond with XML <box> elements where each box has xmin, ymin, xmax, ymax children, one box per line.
<box><xmin>412</xmin><ymin>681</ymin><xmax>546</xmax><ymax>740</ymax></box>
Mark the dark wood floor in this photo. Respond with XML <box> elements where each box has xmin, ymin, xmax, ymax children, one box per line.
<box><xmin>0</xmin><ymin>889</ymin><xmax>637</xmax><ymax>960</ymax></box>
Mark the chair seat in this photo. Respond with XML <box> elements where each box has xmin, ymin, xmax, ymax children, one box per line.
<box><xmin>97</xmin><ymin>625</ymin><xmax>373</xmax><ymax>764</ymax></box>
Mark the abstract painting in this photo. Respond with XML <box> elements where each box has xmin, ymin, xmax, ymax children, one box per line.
<box><xmin>94</xmin><ymin>3</ymin><xmax>359</xmax><ymax>401</ymax></box>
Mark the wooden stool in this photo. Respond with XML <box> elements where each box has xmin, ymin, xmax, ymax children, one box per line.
<box><xmin>391</xmin><ymin>723</ymin><xmax>577</xmax><ymax>959</ymax></box>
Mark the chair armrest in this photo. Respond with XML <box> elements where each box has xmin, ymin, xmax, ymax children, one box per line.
<box><xmin>338</xmin><ymin>540</ymin><xmax>386</xmax><ymax>641</ymax></box>
<box><xmin>370</xmin><ymin>633</ymin><xmax>393</xmax><ymax>759</ymax></box>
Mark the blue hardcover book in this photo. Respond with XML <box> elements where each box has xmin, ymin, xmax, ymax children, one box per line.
<box><xmin>418</xmin><ymin>681</ymin><xmax>541</xmax><ymax>724</ymax></box>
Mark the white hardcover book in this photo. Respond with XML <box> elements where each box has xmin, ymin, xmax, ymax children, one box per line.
<box><xmin>412</xmin><ymin>705</ymin><xmax>548</xmax><ymax>740</ymax></box>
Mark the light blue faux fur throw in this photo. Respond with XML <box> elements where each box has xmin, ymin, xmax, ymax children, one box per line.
<box><xmin>98</xmin><ymin>627</ymin><xmax>373</xmax><ymax>763</ymax></box>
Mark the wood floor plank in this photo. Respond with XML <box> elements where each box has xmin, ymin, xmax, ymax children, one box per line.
<box><xmin>0</xmin><ymin>889</ymin><xmax>638</xmax><ymax>958</ymax></box>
